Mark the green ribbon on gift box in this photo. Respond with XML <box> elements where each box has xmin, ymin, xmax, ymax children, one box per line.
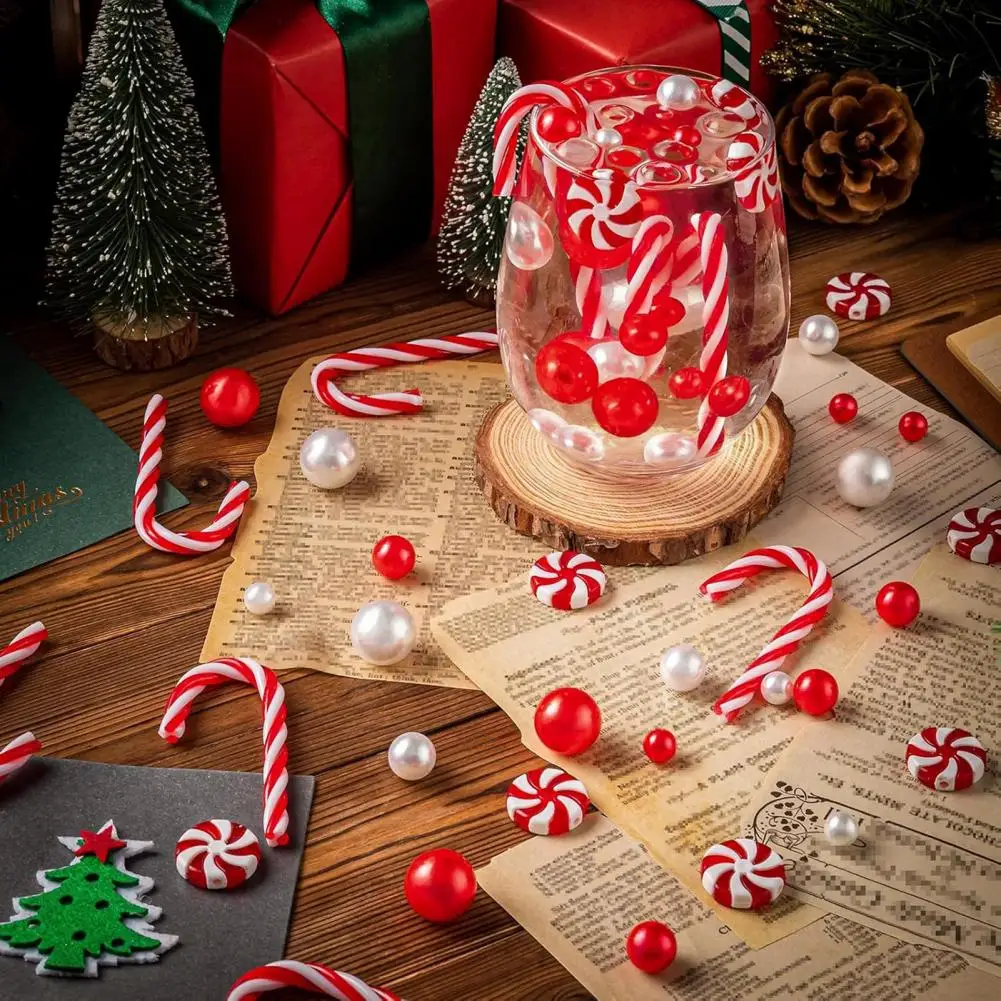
<box><xmin>175</xmin><ymin>0</ymin><xmax>433</xmax><ymax>267</ymax></box>
<box><xmin>689</xmin><ymin>1</ymin><xmax>753</xmax><ymax>87</ymax></box>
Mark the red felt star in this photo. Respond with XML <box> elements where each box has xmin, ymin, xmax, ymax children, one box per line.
<box><xmin>74</xmin><ymin>825</ymin><xmax>126</xmax><ymax>863</ymax></box>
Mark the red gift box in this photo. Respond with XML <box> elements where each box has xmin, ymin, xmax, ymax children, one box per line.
<box><xmin>221</xmin><ymin>0</ymin><xmax>496</xmax><ymax>315</ymax></box>
<box><xmin>499</xmin><ymin>0</ymin><xmax>777</xmax><ymax>106</ymax></box>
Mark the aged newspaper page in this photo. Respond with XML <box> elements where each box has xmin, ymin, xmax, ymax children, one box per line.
<box><xmin>433</xmin><ymin>544</ymin><xmax>869</xmax><ymax>945</ymax></box>
<box><xmin>742</xmin><ymin>546</ymin><xmax>1001</xmax><ymax>975</ymax></box>
<box><xmin>479</xmin><ymin>813</ymin><xmax>1001</xmax><ymax>1001</ymax></box>
<box><xmin>201</xmin><ymin>357</ymin><xmax>544</xmax><ymax>688</ymax></box>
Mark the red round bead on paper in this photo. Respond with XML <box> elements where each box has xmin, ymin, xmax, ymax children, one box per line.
<box><xmin>200</xmin><ymin>368</ymin><xmax>260</xmax><ymax>428</ymax></box>
<box><xmin>592</xmin><ymin>378</ymin><xmax>658</xmax><ymax>437</ymax></box>
<box><xmin>792</xmin><ymin>669</ymin><xmax>839</xmax><ymax>716</ymax></box>
<box><xmin>404</xmin><ymin>849</ymin><xmax>477</xmax><ymax>923</ymax></box>
<box><xmin>536</xmin><ymin>106</ymin><xmax>582</xmax><ymax>143</ymax></box>
<box><xmin>707</xmin><ymin>375</ymin><xmax>751</xmax><ymax>418</ymax></box>
<box><xmin>898</xmin><ymin>411</ymin><xmax>928</xmax><ymax>442</ymax></box>
<box><xmin>671</xmin><ymin>124</ymin><xmax>702</xmax><ymax>147</ymax></box>
<box><xmin>828</xmin><ymin>393</ymin><xmax>858</xmax><ymax>424</ymax></box>
<box><xmin>668</xmin><ymin>367</ymin><xmax>706</xmax><ymax>400</ymax></box>
<box><xmin>875</xmin><ymin>581</ymin><xmax>920</xmax><ymax>627</ymax></box>
<box><xmin>626</xmin><ymin>921</ymin><xmax>677</xmax><ymax>974</ymax></box>
<box><xmin>536</xmin><ymin>340</ymin><xmax>599</xmax><ymax>404</ymax></box>
<box><xmin>372</xmin><ymin>535</ymin><xmax>416</xmax><ymax>580</ymax></box>
<box><xmin>643</xmin><ymin>729</ymin><xmax>677</xmax><ymax>764</ymax></box>
<box><xmin>534</xmin><ymin>687</ymin><xmax>602</xmax><ymax>756</ymax></box>
<box><xmin>619</xmin><ymin>314</ymin><xmax>668</xmax><ymax>357</ymax></box>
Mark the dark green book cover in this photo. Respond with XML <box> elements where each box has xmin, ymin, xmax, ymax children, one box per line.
<box><xmin>0</xmin><ymin>337</ymin><xmax>187</xmax><ymax>581</ymax></box>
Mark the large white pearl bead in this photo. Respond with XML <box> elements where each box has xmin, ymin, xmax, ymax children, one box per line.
<box><xmin>824</xmin><ymin>810</ymin><xmax>859</xmax><ymax>847</ymax></box>
<box><xmin>243</xmin><ymin>581</ymin><xmax>276</xmax><ymax>616</ymax></box>
<box><xmin>593</xmin><ymin>127</ymin><xmax>623</xmax><ymax>148</ymax></box>
<box><xmin>760</xmin><ymin>670</ymin><xmax>793</xmax><ymax>705</ymax></box>
<box><xmin>387</xmin><ymin>731</ymin><xmax>436</xmax><ymax>781</ymax></box>
<box><xmin>836</xmin><ymin>447</ymin><xmax>895</xmax><ymax>507</ymax></box>
<box><xmin>300</xmin><ymin>428</ymin><xmax>360</xmax><ymax>490</ymax></box>
<box><xmin>659</xmin><ymin>644</ymin><xmax>706</xmax><ymax>692</ymax></box>
<box><xmin>657</xmin><ymin>74</ymin><xmax>701</xmax><ymax>111</ymax></box>
<box><xmin>798</xmin><ymin>314</ymin><xmax>840</xmax><ymax>355</ymax></box>
<box><xmin>587</xmin><ymin>340</ymin><xmax>645</xmax><ymax>383</ymax></box>
<box><xmin>350</xmin><ymin>600</ymin><xmax>416</xmax><ymax>665</ymax></box>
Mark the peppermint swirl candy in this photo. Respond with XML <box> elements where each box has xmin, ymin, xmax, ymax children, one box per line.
<box><xmin>700</xmin><ymin>837</ymin><xmax>785</xmax><ymax>910</ymax></box>
<box><xmin>905</xmin><ymin>727</ymin><xmax>987</xmax><ymax>792</ymax></box>
<box><xmin>506</xmin><ymin>767</ymin><xmax>590</xmax><ymax>835</ymax></box>
<box><xmin>529</xmin><ymin>551</ymin><xmax>607</xmax><ymax>610</ymax></box>
<box><xmin>946</xmin><ymin>506</ymin><xmax>1001</xmax><ymax>565</ymax></box>
<box><xmin>176</xmin><ymin>819</ymin><xmax>262</xmax><ymax>891</ymax></box>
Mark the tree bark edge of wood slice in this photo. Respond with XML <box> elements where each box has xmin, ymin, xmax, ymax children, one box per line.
<box><xmin>92</xmin><ymin>312</ymin><xmax>199</xmax><ymax>371</ymax></box>
<box><xmin>475</xmin><ymin>395</ymin><xmax>795</xmax><ymax>566</ymax></box>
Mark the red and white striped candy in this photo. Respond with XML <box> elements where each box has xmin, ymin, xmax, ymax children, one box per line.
<box><xmin>946</xmin><ymin>506</ymin><xmax>1001</xmax><ymax>565</ymax></box>
<box><xmin>666</xmin><ymin>229</ymin><xmax>702</xmax><ymax>291</ymax></box>
<box><xmin>575</xmin><ymin>265</ymin><xmax>610</xmax><ymax>340</ymax></box>
<box><xmin>622</xmin><ymin>215</ymin><xmax>675</xmax><ymax>323</ymax></box>
<box><xmin>701</xmin><ymin>546</ymin><xmax>834</xmax><ymax>722</ymax></box>
<box><xmin>159</xmin><ymin>658</ymin><xmax>290</xmax><ymax>848</ymax></box>
<box><xmin>700</xmin><ymin>838</ymin><xmax>785</xmax><ymax>910</ymax></box>
<box><xmin>135</xmin><ymin>395</ymin><xmax>251</xmax><ymax>555</ymax></box>
<box><xmin>561</xmin><ymin>174</ymin><xmax>645</xmax><ymax>265</ymax></box>
<box><xmin>529</xmin><ymin>551</ymin><xmax>607</xmax><ymax>611</ymax></box>
<box><xmin>506</xmin><ymin>767</ymin><xmax>590</xmax><ymax>836</ymax></box>
<box><xmin>693</xmin><ymin>212</ymin><xmax>730</xmax><ymax>458</ymax></box>
<box><xmin>175</xmin><ymin>819</ymin><xmax>262</xmax><ymax>891</ymax></box>
<box><xmin>0</xmin><ymin>731</ymin><xmax>42</xmax><ymax>787</ymax></box>
<box><xmin>708</xmin><ymin>79</ymin><xmax>760</xmax><ymax>128</ymax></box>
<box><xmin>726</xmin><ymin>131</ymin><xmax>776</xmax><ymax>213</ymax></box>
<box><xmin>227</xmin><ymin>961</ymin><xmax>401</xmax><ymax>1001</ymax></box>
<box><xmin>0</xmin><ymin>620</ymin><xmax>47</xmax><ymax>694</ymax></box>
<box><xmin>311</xmin><ymin>332</ymin><xmax>498</xmax><ymax>417</ymax></box>
<box><xmin>906</xmin><ymin>727</ymin><xmax>987</xmax><ymax>792</ymax></box>
<box><xmin>824</xmin><ymin>272</ymin><xmax>891</xmax><ymax>320</ymax></box>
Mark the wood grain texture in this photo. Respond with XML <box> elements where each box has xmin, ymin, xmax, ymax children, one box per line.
<box><xmin>2</xmin><ymin>210</ymin><xmax>1000</xmax><ymax>1000</ymax></box>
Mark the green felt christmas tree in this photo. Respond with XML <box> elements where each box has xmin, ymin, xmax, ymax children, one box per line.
<box><xmin>0</xmin><ymin>821</ymin><xmax>177</xmax><ymax>978</ymax></box>
<box><xmin>437</xmin><ymin>57</ymin><xmax>524</xmax><ymax>306</ymax></box>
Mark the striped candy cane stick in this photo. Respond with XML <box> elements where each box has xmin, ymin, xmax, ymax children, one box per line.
<box><xmin>575</xmin><ymin>266</ymin><xmax>610</xmax><ymax>340</ymax></box>
<box><xmin>0</xmin><ymin>621</ymin><xmax>47</xmax><ymax>693</ymax></box>
<box><xmin>0</xmin><ymin>732</ymin><xmax>42</xmax><ymax>786</ymax></box>
<box><xmin>134</xmin><ymin>396</ymin><xmax>251</xmax><ymax>555</ymax></box>
<box><xmin>159</xmin><ymin>658</ymin><xmax>290</xmax><ymax>848</ymax></box>
<box><xmin>621</xmin><ymin>215</ymin><xmax>675</xmax><ymax>324</ymax></box>
<box><xmin>693</xmin><ymin>212</ymin><xmax>730</xmax><ymax>457</ymax></box>
<box><xmin>701</xmin><ymin>546</ymin><xmax>835</xmax><ymax>722</ymax></box>
<box><xmin>310</xmin><ymin>332</ymin><xmax>498</xmax><ymax>417</ymax></box>
<box><xmin>227</xmin><ymin>961</ymin><xmax>402</xmax><ymax>1001</ymax></box>
<box><xmin>668</xmin><ymin>229</ymin><xmax>702</xmax><ymax>290</ymax></box>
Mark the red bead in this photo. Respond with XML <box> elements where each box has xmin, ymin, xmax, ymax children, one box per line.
<box><xmin>898</xmin><ymin>411</ymin><xmax>928</xmax><ymax>442</ymax></box>
<box><xmin>536</xmin><ymin>341</ymin><xmax>599</xmax><ymax>404</ymax></box>
<box><xmin>372</xmin><ymin>535</ymin><xmax>416</xmax><ymax>580</ymax></box>
<box><xmin>199</xmin><ymin>368</ymin><xmax>260</xmax><ymax>428</ymax></box>
<box><xmin>828</xmin><ymin>393</ymin><xmax>858</xmax><ymax>424</ymax></box>
<box><xmin>404</xmin><ymin>849</ymin><xmax>477</xmax><ymax>923</ymax></box>
<box><xmin>792</xmin><ymin>669</ymin><xmax>839</xmax><ymax>716</ymax></box>
<box><xmin>537</xmin><ymin>106</ymin><xmax>582</xmax><ymax>143</ymax></box>
<box><xmin>534</xmin><ymin>687</ymin><xmax>602</xmax><ymax>756</ymax></box>
<box><xmin>671</xmin><ymin>124</ymin><xmax>702</xmax><ymax>147</ymax></box>
<box><xmin>875</xmin><ymin>581</ymin><xmax>920</xmax><ymax>627</ymax></box>
<box><xmin>619</xmin><ymin>315</ymin><xmax>668</xmax><ymax>357</ymax></box>
<box><xmin>643</xmin><ymin>729</ymin><xmax>677</xmax><ymax>764</ymax></box>
<box><xmin>606</xmin><ymin>146</ymin><xmax>645</xmax><ymax>171</ymax></box>
<box><xmin>668</xmin><ymin>367</ymin><xmax>706</xmax><ymax>400</ymax></box>
<box><xmin>626</xmin><ymin>921</ymin><xmax>677</xmax><ymax>974</ymax></box>
<box><xmin>707</xmin><ymin>375</ymin><xmax>751</xmax><ymax>417</ymax></box>
<box><xmin>592</xmin><ymin>378</ymin><xmax>658</xmax><ymax>437</ymax></box>
<box><xmin>654</xmin><ymin>296</ymin><xmax>686</xmax><ymax>328</ymax></box>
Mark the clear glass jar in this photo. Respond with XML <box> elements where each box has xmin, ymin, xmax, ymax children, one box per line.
<box><xmin>497</xmin><ymin>66</ymin><xmax>789</xmax><ymax>477</ymax></box>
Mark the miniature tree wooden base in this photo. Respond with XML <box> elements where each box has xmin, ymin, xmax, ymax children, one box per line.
<box><xmin>475</xmin><ymin>395</ymin><xmax>794</xmax><ymax>566</ymax></box>
<box><xmin>92</xmin><ymin>313</ymin><xmax>198</xmax><ymax>371</ymax></box>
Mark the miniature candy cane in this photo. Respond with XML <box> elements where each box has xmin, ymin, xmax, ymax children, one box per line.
<box><xmin>0</xmin><ymin>731</ymin><xmax>42</xmax><ymax>786</ymax></box>
<box><xmin>159</xmin><ymin>658</ymin><xmax>290</xmax><ymax>848</ymax></box>
<box><xmin>622</xmin><ymin>216</ymin><xmax>675</xmax><ymax>323</ymax></box>
<box><xmin>700</xmin><ymin>546</ymin><xmax>834</xmax><ymax>722</ymax></box>
<box><xmin>227</xmin><ymin>961</ymin><xmax>402</xmax><ymax>1001</ymax></box>
<box><xmin>493</xmin><ymin>81</ymin><xmax>588</xmax><ymax>197</ymax></box>
<box><xmin>134</xmin><ymin>395</ymin><xmax>251</xmax><ymax>555</ymax></box>
<box><xmin>667</xmin><ymin>229</ymin><xmax>702</xmax><ymax>290</ymax></box>
<box><xmin>0</xmin><ymin>621</ymin><xmax>47</xmax><ymax>693</ymax></box>
<box><xmin>575</xmin><ymin>266</ymin><xmax>610</xmax><ymax>340</ymax></box>
<box><xmin>311</xmin><ymin>331</ymin><xmax>498</xmax><ymax>417</ymax></box>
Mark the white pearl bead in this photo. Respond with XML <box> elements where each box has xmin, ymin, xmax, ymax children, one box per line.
<box><xmin>836</xmin><ymin>447</ymin><xmax>895</xmax><ymax>507</ymax></box>
<box><xmin>243</xmin><ymin>581</ymin><xmax>276</xmax><ymax>616</ymax></box>
<box><xmin>656</xmin><ymin>74</ymin><xmax>701</xmax><ymax>111</ymax></box>
<box><xmin>824</xmin><ymin>810</ymin><xmax>859</xmax><ymax>847</ymax></box>
<box><xmin>760</xmin><ymin>670</ymin><xmax>793</xmax><ymax>705</ymax></box>
<box><xmin>387</xmin><ymin>731</ymin><xmax>436</xmax><ymax>781</ymax></box>
<box><xmin>350</xmin><ymin>600</ymin><xmax>416</xmax><ymax>666</ymax></box>
<box><xmin>798</xmin><ymin>314</ymin><xmax>840</xmax><ymax>355</ymax></box>
<box><xmin>300</xmin><ymin>428</ymin><xmax>360</xmax><ymax>490</ymax></box>
<box><xmin>593</xmin><ymin>127</ymin><xmax>623</xmax><ymax>147</ymax></box>
<box><xmin>644</xmin><ymin>433</ymin><xmax>697</xmax><ymax>466</ymax></box>
<box><xmin>659</xmin><ymin>644</ymin><xmax>706</xmax><ymax>692</ymax></box>
<box><xmin>587</xmin><ymin>340</ymin><xmax>645</xmax><ymax>383</ymax></box>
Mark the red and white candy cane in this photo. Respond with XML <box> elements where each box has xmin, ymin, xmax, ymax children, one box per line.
<box><xmin>134</xmin><ymin>395</ymin><xmax>251</xmax><ymax>555</ymax></box>
<box><xmin>622</xmin><ymin>216</ymin><xmax>675</xmax><ymax>323</ymax></box>
<box><xmin>493</xmin><ymin>81</ymin><xmax>587</xmax><ymax>196</ymax></box>
<box><xmin>693</xmin><ymin>212</ymin><xmax>730</xmax><ymax>457</ymax></box>
<box><xmin>666</xmin><ymin>229</ymin><xmax>702</xmax><ymax>291</ymax></box>
<box><xmin>575</xmin><ymin>265</ymin><xmax>610</xmax><ymax>340</ymax></box>
<box><xmin>159</xmin><ymin>658</ymin><xmax>290</xmax><ymax>848</ymax></box>
<box><xmin>700</xmin><ymin>546</ymin><xmax>834</xmax><ymax>722</ymax></box>
<box><xmin>227</xmin><ymin>961</ymin><xmax>401</xmax><ymax>1001</ymax></box>
<box><xmin>310</xmin><ymin>331</ymin><xmax>498</xmax><ymax>417</ymax></box>
<box><xmin>0</xmin><ymin>731</ymin><xmax>42</xmax><ymax>786</ymax></box>
<box><xmin>0</xmin><ymin>620</ymin><xmax>47</xmax><ymax>694</ymax></box>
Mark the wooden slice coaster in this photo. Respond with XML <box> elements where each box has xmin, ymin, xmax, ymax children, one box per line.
<box><xmin>475</xmin><ymin>395</ymin><xmax>794</xmax><ymax>566</ymax></box>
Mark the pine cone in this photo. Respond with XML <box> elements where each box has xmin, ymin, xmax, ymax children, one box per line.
<box><xmin>775</xmin><ymin>70</ymin><xmax>924</xmax><ymax>224</ymax></box>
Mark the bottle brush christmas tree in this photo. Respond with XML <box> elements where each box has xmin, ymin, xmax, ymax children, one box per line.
<box><xmin>45</xmin><ymin>0</ymin><xmax>232</xmax><ymax>370</ymax></box>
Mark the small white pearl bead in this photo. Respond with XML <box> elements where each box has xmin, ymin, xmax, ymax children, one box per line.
<box><xmin>387</xmin><ymin>732</ymin><xmax>436</xmax><ymax>781</ymax></box>
<box><xmin>760</xmin><ymin>671</ymin><xmax>793</xmax><ymax>705</ymax></box>
<box><xmin>659</xmin><ymin>644</ymin><xmax>706</xmax><ymax>692</ymax></box>
<box><xmin>243</xmin><ymin>581</ymin><xmax>276</xmax><ymax>615</ymax></box>
<box><xmin>824</xmin><ymin>810</ymin><xmax>859</xmax><ymax>847</ymax></box>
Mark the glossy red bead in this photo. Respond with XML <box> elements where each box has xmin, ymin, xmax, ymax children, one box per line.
<box><xmin>606</xmin><ymin>146</ymin><xmax>645</xmax><ymax>171</ymax></box>
<box><xmin>534</xmin><ymin>687</ymin><xmax>602</xmax><ymax>756</ymax></box>
<box><xmin>828</xmin><ymin>393</ymin><xmax>858</xmax><ymax>424</ymax></box>
<box><xmin>626</xmin><ymin>921</ymin><xmax>677</xmax><ymax>974</ymax></box>
<box><xmin>707</xmin><ymin>375</ymin><xmax>751</xmax><ymax>417</ymax></box>
<box><xmin>671</xmin><ymin>124</ymin><xmax>702</xmax><ymax>147</ymax></box>
<box><xmin>643</xmin><ymin>729</ymin><xmax>677</xmax><ymax>764</ymax></box>
<box><xmin>619</xmin><ymin>315</ymin><xmax>668</xmax><ymax>357</ymax></box>
<box><xmin>792</xmin><ymin>669</ymin><xmax>839</xmax><ymax>717</ymax></box>
<box><xmin>654</xmin><ymin>296</ymin><xmax>686</xmax><ymax>327</ymax></box>
<box><xmin>898</xmin><ymin>411</ymin><xmax>928</xmax><ymax>442</ymax></box>
<box><xmin>372</xmin><ymin>535</ymin><xmax>416</xmax><ymax>580</ymax></box>
<box><xmin>668</xmin><ymin>367</ymin><xmax>706</xmax><ymax>400</ymax></box>
<box><xmin>537</xmin><ymin>106</ymin><xmax>582</xmax><ymax>143</ymax></box>
<box><xmin>199</xmin><ymin>368</ymin><xmax>260</xmax><ymax>428</ymax></box>
<box><xmin>875</xmin><ymin>581</ymin><xmax>921</xmax><ymax>627</ymax></box>
<box><xmin>592</xmin><ymin>378</ymin><xmax>659</xmax><ymax>437</ymax></box>
<box><xmin>536</xmin><ymin>340</ymin><xmax>599</xmax><ymax>404</ymax></box>
<box><xmin>404</xmin><ymin>849</ymin><xmax>477</xmax><ymax>923</ymax></box>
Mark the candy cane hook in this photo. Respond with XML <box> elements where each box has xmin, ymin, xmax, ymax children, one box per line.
<box><xmin>0</xmin><ymin>732</ymin><xmax>42</xmax><ymax>787</ymax></box>
<box><xmin>227</xmin><ymin>961</ymin><xmax>402</xmax><ymax>1001</ymax></box>
<box><xmin>0</xmin><ymin>621</ymin><xmax>47</xmax><ymax>693</ymax></box>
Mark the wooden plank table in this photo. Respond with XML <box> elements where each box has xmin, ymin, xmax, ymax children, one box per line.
<box><xmin>3</xmin><ymin>210</ymin><xmax>1000</xmax><ymax>1000</ymax></box>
